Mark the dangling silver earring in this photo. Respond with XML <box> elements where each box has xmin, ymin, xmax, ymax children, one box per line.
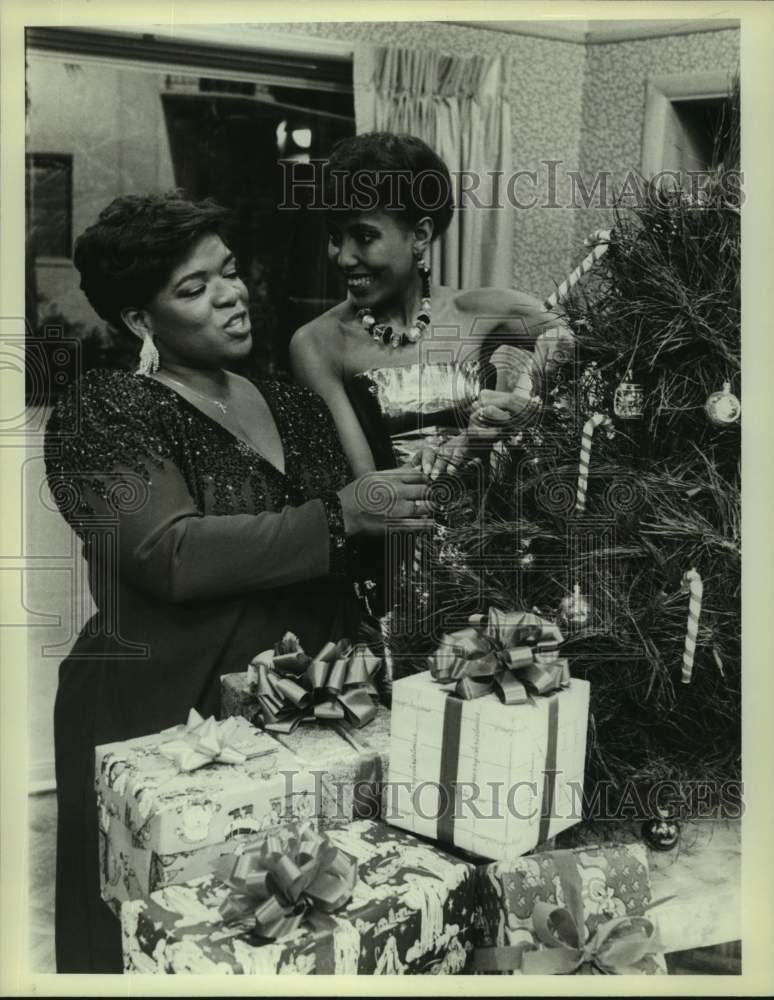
<box><xmin>414</xmin><ymin>247</ymin><xmax>431</xmax><ymax>303</ymax></box>
<box><xmin>136</xmin><ymin>332</ymin><xmax>160</xmax><ymax>377</ymax></box>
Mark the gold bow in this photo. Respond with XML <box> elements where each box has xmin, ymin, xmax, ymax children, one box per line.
<box><xmin>213</xmin><ymin>824</ymin><xmax>357</xmax><ymax>941</ymax></box>
<box><xmin>248</xmin><ymin>632</ymin><xmax>381</xmax><ymax>733</ymax></box>
<box><xmin>158</xmin><ymin>708</ymin><xmax>250</xmax><ymax>772</ymax></box>
<box><xmin>427</xmin><ymin>608</ymin><xmax>568</xmax><ymax>703</ymax></box>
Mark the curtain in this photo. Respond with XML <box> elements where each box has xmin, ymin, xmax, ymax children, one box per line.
<box><xmin>353</xmin><ymin>45</ymin><xmax>513</xmax><ymax>290</ymax></box>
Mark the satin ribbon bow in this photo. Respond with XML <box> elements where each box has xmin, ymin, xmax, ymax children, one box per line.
<box><xmin>473</xmin><ymin>896</ymin><xmax>667</xmax><ymax>976</ymax></box>
<box><xmin>427</xmin><ymin>608</ymin><xmax>569</xmax><ymax>704</ymax></box>
<box><xmin>520</xmin><ymin>900</ymin><xmax>664</xmax><ymax>975</ymax></box>
<box><xmin>158</xmin><ymin>708</ymin><xmax>249</xmax><ymax>772</ymax></box>
<box><xmin>247</xmin><ymin>632</ymin><xmax>381</xmax><ymax>733</ymax></box>
<box><xmin>213</xmin><ymin>824</ymin><xmax>357</xmax><ymax>941</ymax></box>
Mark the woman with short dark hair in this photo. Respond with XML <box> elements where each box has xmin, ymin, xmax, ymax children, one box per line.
<box><xmin>291</xmin><ymin>131</ymin><xmax>573</xmax><ymax>478</ymax></box>
<box><xmin>45</xmin><ymin>190</ymin><xmax>430</xmax><ymax>972</ymax></box>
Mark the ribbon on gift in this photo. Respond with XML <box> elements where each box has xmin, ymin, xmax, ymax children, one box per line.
<box><xmin>472</xmin><ymin>850</ymin><xmax>668</xmax><ymax>975</ymax></box>
<box><xmin>247</xmin><ymin>632</ymin><xmax>381</xmax><ymax>733</ymax></box>
<box><xmin>431</xmin><ymin>609</ymin><xmax>570</xmax><ymax>849</ymax></box>
<box><xmin>522</xmin><ymin>903</ymin><xmax>663</xmax><ymax>974</ymax></box>
<box><xmin>213</xmin><ymin>824</ymin><xmax>357</xmax><ymax>943</ymax></box>
<box><xmin>427</xmin><ymin>607</ymin><xmax>569</xmax><ymax>704</ymax></box>
<box><xmin>158</xmin><ymin>708</ymin><xmax>250</xmax><ymax>772</ymax></box>
<box><xmin>473</xmin><ymin>907</ymin><xmax>663</xmax><ymax>975</ymax></box>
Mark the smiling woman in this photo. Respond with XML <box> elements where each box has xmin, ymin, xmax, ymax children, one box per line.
<box><xmin>44</xmin><ymin>191</ymin><xmax>435</xmax><ymax>972</ymax></box>
<box><xmin>290</xmin><ymin>132</ymin><xmax>572</xmax><ymax>480</ymax></box>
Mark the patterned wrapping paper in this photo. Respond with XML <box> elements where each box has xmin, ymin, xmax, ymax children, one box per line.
<box><xmin>95</xmin><ymin>717</ymin><xmax>317</xmax><ymax>913</ymax></box>
<box><xmin>121</xmin><ymin>819</ymin><xmax>476</xmax><ymax>975</ymax></box>
<box><xmin>473</xmin><ymin>843</ymin><xmax>668</xmax><ymax>975</ymax></box>
<box><xmin>387</xmin><ymin>671</ymin><xmax>589</xmax><ymax>860</ymax></box>
<box><xmin>221</xmin><ymin>672</ymin><xmax>391</xmax><ymax>827</ymax></box>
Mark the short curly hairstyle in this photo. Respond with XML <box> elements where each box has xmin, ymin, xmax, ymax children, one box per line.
<box><xmin>323</xmin><ymin>132</ymin><xmax>454</xmax><ymax>239</ymax></box>
<box><xmin>72</xmin><ymin>191</ymin><xmax>234</xmax><ymax>333</ymax></box>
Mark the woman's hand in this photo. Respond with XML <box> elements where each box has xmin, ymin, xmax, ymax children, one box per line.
<box><xmin>410</xmin><ymin>433</ymin><xmax>478</xmax><ymax>481</ymax></box>
<box><xmin>470</xmin><ymin>387</ymin><xmax>542</xmax><ymax>428</ymax></box>
<box><xmin>337</xmin><ymin>468</ymin><xmax>433</xmax><ymax>536</ymax></box>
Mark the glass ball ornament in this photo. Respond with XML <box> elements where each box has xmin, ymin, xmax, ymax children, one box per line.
<box><xmin>705</xmin><ymin>382</ymin><xmax>741</xmax><ymax>426</ymax></box>
<box><xmin>613</xmin><ymin>370</ymin><xmax>644</xmax><ymax>420</ymax></box>
<box><xmin>557</xmin><ymin>583</ymin><xmax>591</xmax><ymax>631</ymax></box>
<box><xmin>641</xmin><ymin>807</ymin><xmax>681</xmax><ymax>852</ymax></box>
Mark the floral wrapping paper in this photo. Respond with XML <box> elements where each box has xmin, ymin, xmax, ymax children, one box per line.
<box><xmin>121</xmin><ymin>819</ymin><xmax>476</xmax><ymax>975</ymax></box>
<box><xmin>473</xmin><ymin>843</ymin><xmax>667</xmax><ymax>975</ymax></box>
<box><xmin>95</xmin><ymin>717</ymin><xmax>317</xmax><ymax>913</ymax></box>
<box><xmin>388</xmin><ymin>671</ymin><xmax>590</xmax><ymax>861</ymax></box>
<box><xmin>221</xmin><ymin>672</ymin><xmax>391</xmax><ymax>827</ymax></box>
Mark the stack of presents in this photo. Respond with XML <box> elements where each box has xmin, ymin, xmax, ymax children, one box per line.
<box><xmin>102</xmin><ymin>610</ymin><xmax>668</xmax><ymax>975</ymax></box>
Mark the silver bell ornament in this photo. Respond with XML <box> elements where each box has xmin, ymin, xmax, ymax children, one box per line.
<box><xmin>557</xmin><ymin>583</ymin><xmax>591</xmax><ymax>632</ymax></box>
<box><xmin>705</xmin><ymin>381</ymin><xmax>741</xmax><ymax>426</ymax></box>
<box><xmin>613</xmin><ymin>370</ymin><xmax>644</xmax><ymax>420</ymax></box>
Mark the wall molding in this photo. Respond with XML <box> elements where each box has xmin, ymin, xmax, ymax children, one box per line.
<box><xmin>641</xmin><ymin>70</ymin><xmax>733</xmax><ymax>177</ymax></box>
<box><xmin>26</xmin><ymin>27</ymin><xmax>353</xmax><ymax>92</ymax></box>
<box><xmin>449</xmin><ymin>19</ymin><xmax>739</xmax><ymax>45</ymax></box>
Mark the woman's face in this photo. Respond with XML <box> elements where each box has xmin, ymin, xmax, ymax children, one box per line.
<box><xmin>327</xmin><ymin>209</ymin><xmax>417</xmax><ymax>311</ymax></box>
<box><xmin>142</xmin><ymin>233</ymin><xmax>252</xmax><ymax>368</ymax></box>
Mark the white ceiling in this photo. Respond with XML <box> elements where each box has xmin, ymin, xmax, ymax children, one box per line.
<box><xmin>447</xmin><ymin>18</ymin><xmax>740</xmax><ymax>44</ymax></box>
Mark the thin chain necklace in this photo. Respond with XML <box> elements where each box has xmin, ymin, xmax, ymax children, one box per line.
<box><xmin>160</xmin><ymin>372</ymin><xmax>230</xmax><ymax>414</ymax></box>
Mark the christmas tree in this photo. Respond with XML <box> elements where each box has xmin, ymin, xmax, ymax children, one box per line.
<box><xmin>389</xmin><ymin>82</ymin><xmax>741</xmax><ymax>814</ymax></box>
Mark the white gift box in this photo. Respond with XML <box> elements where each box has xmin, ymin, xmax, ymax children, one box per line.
<box><xmin>386</xmin><ymin>671</ymin><xmax>589</xmax><ymax>860</ymax></box>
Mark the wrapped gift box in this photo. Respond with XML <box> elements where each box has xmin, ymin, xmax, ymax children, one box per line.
<box><xmin>386</xmin><ymin>671</ymin><xmax>589</xmax><ymax>860</ymax></box>
<box><xmin>221</xmin><ymin>671</ymin><xmax>391</xmax><ymax>827</ymax></box>
<box><xmin>473</xmin><ymin>842</ymin><xmax>667</xmax><ymax>975</ymax></box>
<box><xmin>121</xmin><ymin>819</ymin><xmax>476</xmax><ymax>974</ymax></box>
<box><xmin>95</xmin><ymin>716</ymin><xmax>317</xmax><ymax>915</ymax></box>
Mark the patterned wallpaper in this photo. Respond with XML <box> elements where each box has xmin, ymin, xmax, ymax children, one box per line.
<box><xmin>574</xmin><ymin>28</ymin><xmax>740</xmax><ymax>248</ymax></box>
<box><xmin>232</xmin><ymin>21</ymin><xmax>739</xmax><ymax>298</ymax></box>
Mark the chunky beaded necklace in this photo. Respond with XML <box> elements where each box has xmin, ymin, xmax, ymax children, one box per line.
<box><xmin>356</xmin><ymin>264</ymin><xmax>432</xmax><ymax>349</ymax></box>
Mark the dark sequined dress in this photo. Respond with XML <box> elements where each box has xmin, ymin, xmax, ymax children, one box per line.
<box><xmin>44</xmin><ymin>367</ymin><xmax>360</xmax><ymax>972</ymax></box>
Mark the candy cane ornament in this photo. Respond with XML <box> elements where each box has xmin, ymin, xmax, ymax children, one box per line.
<box><xmin>544</xmin><ymin>229</ymin><xmax>612</xmax><ymax>312</ymax></box>
<box><xmin>575</xmin><ymin>413</ymin><xmax>615</xmax><ymax>514</ymax></box>
<box><xmin>680</xmin><ymin>568</ymin><xmax>704</xmax><ymax>685</ymax></box>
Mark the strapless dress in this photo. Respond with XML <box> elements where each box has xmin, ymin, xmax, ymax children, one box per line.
<box><xmin>345</xmin><ymin>361</ymin><xmax>484</xmax><ymax>469</ymax></box>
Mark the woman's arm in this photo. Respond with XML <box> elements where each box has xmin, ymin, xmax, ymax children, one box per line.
<box><xmin>289</xmin><ymin>323</ymin><xmax>377</xmax><ymax>477</ymax></box>
<box><xmin>51</xmin><ymin>458</ymin><xmax>348</xmax><ymax>604</ymax></box>
<box><xmin>45</xmin><ymin>371</ymin><xmax>432</xmax><ymax>605</ymax></box>
<box><xmin>43</xmin><ymin>372</ymin><xmax>351</xmax><ymax>604</ymax></box>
